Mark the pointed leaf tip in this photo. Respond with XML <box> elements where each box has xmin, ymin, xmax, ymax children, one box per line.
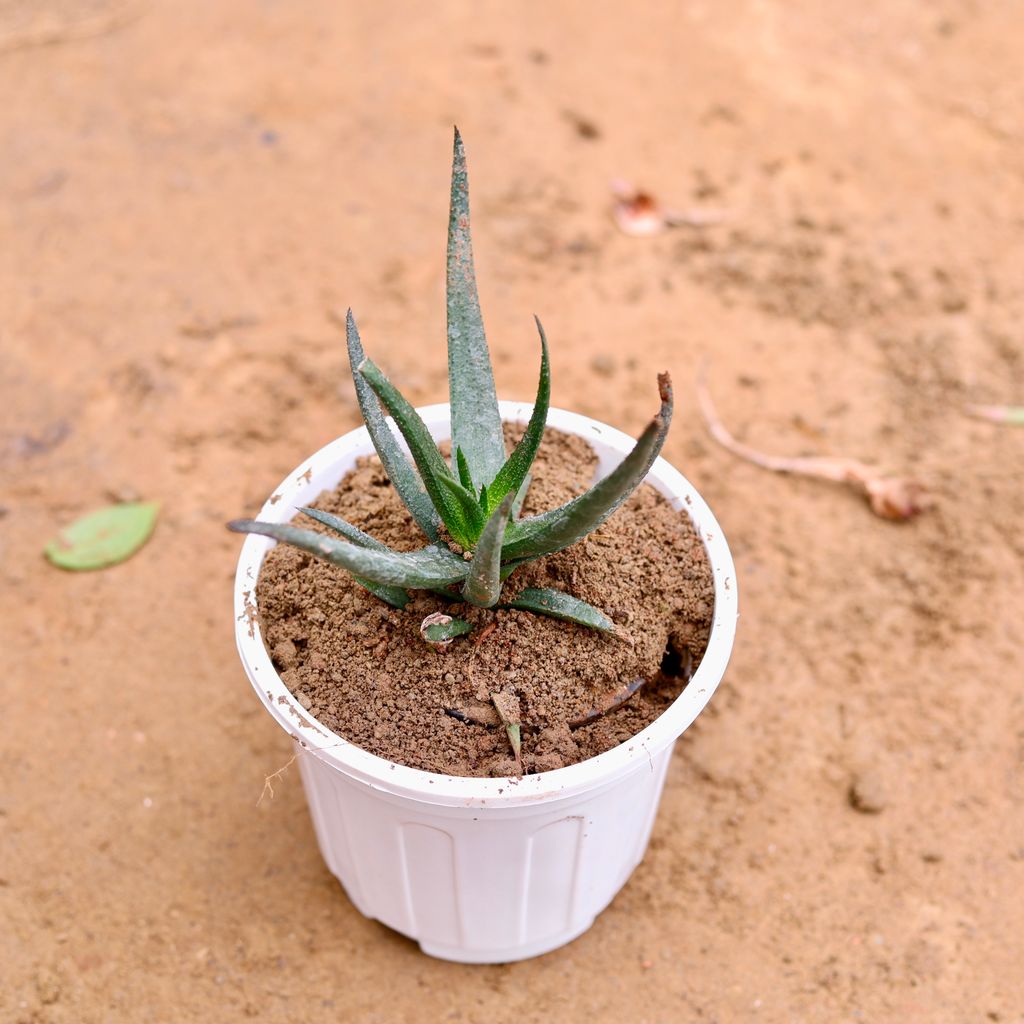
<box><xmin>297</xmin><ymin>507</ymin><xmax>388</xmax><ymax>551</ymax></box>
<box><xmin>500</xmin><ymin>373</ymin><xmax>673</xmax><ymax>562</ymax></box>
<box><xmin>504</xmin><ymin>587</ymin><xmax>619</xmax><ymax>635</ymax></box>
<box><xmin>658</xmin><ymin>371</ymin><xmax>673</xmax><ymax>410</ymax></box>
<box><xmin>486</xmin><ymin>317</ymin><xmax>550</xmax><ymax>514</ymax></box>
<box><xmin>446</xmin><ymin>128</ymin><xmax>505</xmax><ymax>486</ymax></box>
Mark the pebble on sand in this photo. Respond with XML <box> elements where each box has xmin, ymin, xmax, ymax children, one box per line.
<box><xmin>848</xmin><ymin>771</ymin><xmax>888</xmax><ymax>814</ymax></box>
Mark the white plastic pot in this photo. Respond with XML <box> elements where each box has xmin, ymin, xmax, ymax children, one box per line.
<box><xmin>233</xmin><ymin>401</ymin><xmax>737</xmax><ymax>963</ymax></box>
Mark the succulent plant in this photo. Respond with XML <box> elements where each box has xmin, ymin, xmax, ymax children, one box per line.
<box><xmin>229</xmin><ymin>129</ymin><xmax>673</xmax><ymax>636</ymax></box>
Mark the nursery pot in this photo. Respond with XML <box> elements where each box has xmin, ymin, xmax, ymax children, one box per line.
<box><xmin>233</xmin><ymin>401</ymin><xmax>738</xmax><ymax>963</ymax></box>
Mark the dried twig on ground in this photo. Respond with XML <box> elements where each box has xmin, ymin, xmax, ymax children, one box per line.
<box><xmin>697</xmin><ymin>365</ymin><xmax>928</xmax><ymax>521</ymax></box>
<box><xmin>0</xmin><ymin>1</ymin><xmax>143</xmax><ymax>55</ymax></box>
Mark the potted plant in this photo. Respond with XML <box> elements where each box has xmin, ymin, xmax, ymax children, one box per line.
<box><xmin>229</xmin><ymin>130</ymin><xmax>738</xmax><ymax>964</ymax></box>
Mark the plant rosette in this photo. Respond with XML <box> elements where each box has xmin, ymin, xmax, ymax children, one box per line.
<box><xmin>233</xmin><ymin>401</ymin><xmax>737</xmax><ymax>964</ymax></box>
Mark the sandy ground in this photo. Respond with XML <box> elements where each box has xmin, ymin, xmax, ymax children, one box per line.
<box><xmin>3</xmin><ymin>1</ymin><xmax>1023</xmax><ymax>1021</ymax></box>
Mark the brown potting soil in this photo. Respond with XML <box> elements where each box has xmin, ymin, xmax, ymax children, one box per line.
<box><xmin>255</xmin><ymin>425</ymin><xmax>714</xmax><ymax>776</ymax></box>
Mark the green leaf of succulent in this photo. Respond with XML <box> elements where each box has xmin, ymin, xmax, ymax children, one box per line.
<box><xmin>298</xmin><ymin>507</ymin><xmax>409</xmax><ymax>608</ymax></box>
<box><xmin>228</xmin><ymin>519</ymin><xmax>469</xmax><ymax>588</ymax></box>
<box><xmin>447</xmin><ymin>127</ymin><xmax>506</xmax><ymax>486</ymax></box>
<box><xmin>498</xmin><ymin>557</ymin><xmax>530</xmax><ymax>582</ymax></box>
<box><xmin>504</xmin><ymin>587</ymin><xmax>619</xmax><ymax>635</ymax></box>
<box><xmin>44</xmin><ymin>501</ymin><xmax>159</xmax><ymax>571</ymax></box>
<box><xmin>420</xmin><ymin>614</ymin><xmax>473</xmax><ymax>645</ymax></box>
<box><xmin>437</xmin><ymin>474</ymin><xmax>485</xmax><ymax>539</ymax></box>
<box><xmin>345</xmin><ymin>311</ymin><xmax>440</xmax><ymax>542</ymax></box>
<box><xmin>486</xmin><ymin>316</ymin><xmax>550</xmax><ymax>515</ymax></box>
<box><xmin>370</xmin><ymin>583</ymin><xmax>411</xmax><ymax>608</ymax></box>
<box><xmin>455</xmin><ymin>447</ymin><xmax>474</xmax><ymax>492</ymax></box>
<box><xmin>461</xmin><ymin>493</ymin><xmax>516</xmax><ymax>608</ymax></box>
<box><xmin>298</xmin><ymin>506</ymin><xmax>388</xmax><ymax>549</ymax></box>
<box><xmin>501</xmin><ymin>374</ymin><xmax>674</xmax><ymax>562</ymax></box>
<box><xmin>358</xmin><ymin>357</ymin><xmax>478</xmax><ymax>548</ymax></box>
<box><xmin>511</xmin><ymin>472</ymin><xmax>531</xmax><ymax>519</ymax></box>
<box><xmin>352</xmin><ymin>578</ymin><xmax>409</xmax><ymax>609</ymax></box>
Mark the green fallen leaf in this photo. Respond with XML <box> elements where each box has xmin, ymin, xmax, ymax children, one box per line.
<box><xmin>45</xmin><ymin>502</ymin><xmax>159</xmax><ymax>571</ymax></box>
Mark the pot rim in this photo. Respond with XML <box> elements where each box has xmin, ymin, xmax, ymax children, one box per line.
<box><xmin>233</xmin><ymin>401</ymin><xmax>738</xmax><ymax>809</ymax></box>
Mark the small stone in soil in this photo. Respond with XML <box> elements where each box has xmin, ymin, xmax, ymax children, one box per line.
<box><xmin>848</xmin><ymin>771</ymin><xmax>887</xmax><ymax>814</ymax></box>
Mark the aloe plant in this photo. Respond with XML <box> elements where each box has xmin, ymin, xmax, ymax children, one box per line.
<box><xmin>228</xmin><ymin>129</ymin><xmax>673</xmax><ymax>635</ymax></box>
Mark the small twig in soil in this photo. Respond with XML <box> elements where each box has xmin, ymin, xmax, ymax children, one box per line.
<box><xmin>445</xmin><ymin>676</ymin><xmax>649</xmax><ymax>736</ymax></box>
<box><xmin>443</xmin><ymin>707</ymin><xmax>481</xmax><ymax>726</ymax></box>
<box><xmin>257</xmin><ymin>753</ymin><xmax>299</xmax><ymax>806</ymax></box>
<box><xmin>444</xmin><ymin>705</ymin><xmax>529</xmax><ymax>729</ymax></box>
<box><xmin>459</xmin><ymin>615</ymin><xmax>498</xmax><ymax>706</ymax></box>
<box><xmin>697</xmin><ymin>364</ymin><xmax>928</xmax><ymax>522</ymax></box>
<box><xmin>474</xmin><ymin>620</ymin><xmax>498</xmax><ymax>647</ymax></box>
<box><xmin>568</xmin><ymin>677</ymin><xmax>647</xmax><ymax>729</ymax></box>
<box><xmin>965</xmin><ymin>403</ymin><xmax>1024</xmax><ymax>426</ymax></box>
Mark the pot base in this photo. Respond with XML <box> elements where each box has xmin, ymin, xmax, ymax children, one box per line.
<box><xmin>298</xmin><ymin>738</ymin><xmax>672</xmax><ymax>963</ymax></box>
<box><xmin>419</xmin><ymin>917</ymin><xmax>596</xmax><ymax>964</ymax></box>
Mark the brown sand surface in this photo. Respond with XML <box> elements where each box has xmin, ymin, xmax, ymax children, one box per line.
<box><xmin>3</xmin><ymin>2</ymin><xmax>1023</xmax><ymax>1020</ymax></box>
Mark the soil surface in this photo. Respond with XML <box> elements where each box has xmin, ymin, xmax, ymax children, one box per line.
<box><xmin>256</xmin><ymin>426</ymin><xmax>713</xmax><ymax>776</ymax></box>
<box><xmin>4</xmin><ymin>2</ymin><xmax>1024</xmax><ymax>1021</ymax></box>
